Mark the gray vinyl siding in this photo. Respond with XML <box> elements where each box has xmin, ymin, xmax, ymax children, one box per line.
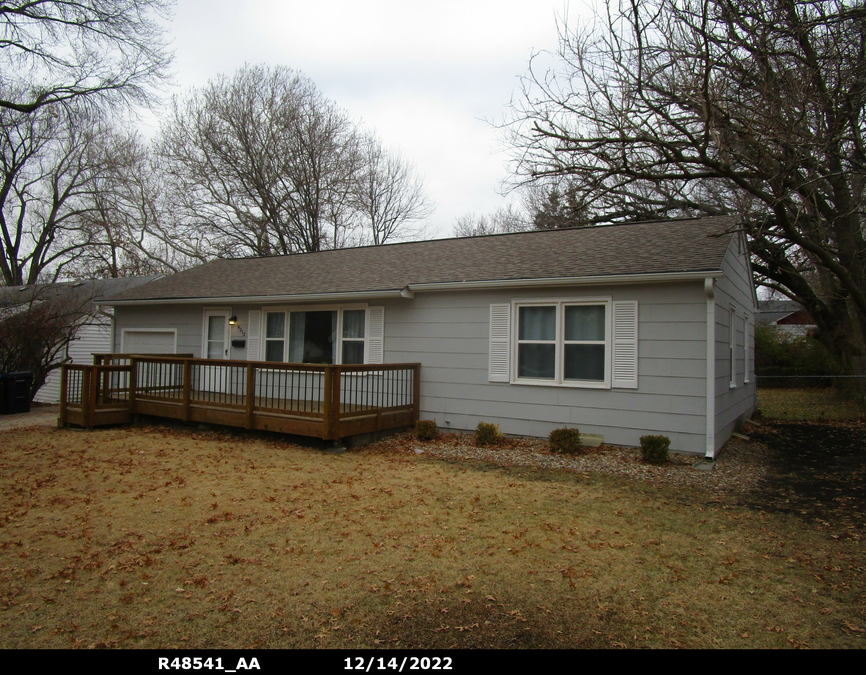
<box><xmin>712</xmin><ymin>234</ymin><xmax>757</xmax><ymax>452</ymax></box>
<box><xmin>381</xmin><ymin>282</ymin><xmax>709</xmax><ymax>454</ymax></box>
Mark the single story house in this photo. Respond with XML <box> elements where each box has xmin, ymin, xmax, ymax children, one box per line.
<box><xmin>99</xmin><ymin>217</ymin><xmax>756</xmax><ymax>457</ymax></box>
<box><xmin>0</xmin><ymin>277</ymin><xmax>158</xmax><ymax>403</ymax></box>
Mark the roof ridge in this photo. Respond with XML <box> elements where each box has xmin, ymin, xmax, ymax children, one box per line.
<box><xmin>213</xmin><ymin>215</ymin><xmax>737</xmax><ymax>263</ymax></box>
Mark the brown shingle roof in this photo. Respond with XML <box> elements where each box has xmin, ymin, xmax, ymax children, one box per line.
<box><xmin>102</xmin><ymin>217</ymin><xmax>736</xmax><ymax>303</ymax></box>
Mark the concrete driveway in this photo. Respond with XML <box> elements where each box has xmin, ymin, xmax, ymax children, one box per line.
<box><xmin>0</xmin><ymin>405</ymin><xmax>60</xmax><ymax>431</ymax></box>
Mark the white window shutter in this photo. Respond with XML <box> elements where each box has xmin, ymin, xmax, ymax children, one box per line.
<box><xmin>367</xmin><ymin>306</ymin><xmax>384</xmax><ymax>364</ymax></box>
<box><xmin>612</xmin><ymin>301</ymin><xmax>638</xmax><ymax>389</ymax></box>
<box><xmin>247</xmin><ymin>310</ymin><xmax>261</xmax><ymax>361</ymax></box>
<box><xmin>489</xmin><ymin>303</ymin><xmax>510</xmax><ymax>382</ymax></box>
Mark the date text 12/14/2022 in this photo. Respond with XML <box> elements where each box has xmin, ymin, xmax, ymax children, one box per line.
<box><xmin>345</xmin><ymin>657</ymin><xmax>453</xmax><ymax>671</ymax></box>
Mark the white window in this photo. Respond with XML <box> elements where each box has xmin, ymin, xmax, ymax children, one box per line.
<box><xmin>744</xmin><ymin>312</ymin><xmax>751</xmax><ymax>383</ymax></box>
<box><xmin>729</xmin><ymin>305</ymin><xmax>737</xmax><ymax>388</ymax></box>
<box><xmin>261</xmin><ymin>306</ymin><xmax>383</xmax><ymax>365</ymax></box>
<box><xmin>490</xmin><ymin>299</ymin><xmax>637</xmax><ymax>389</ymax></box>
<box><xmin>341</xmin><ymin>309</ymin><xmax>366</xmax><ymax>364</ymax></box>
<box><xmin>514</xmin><ymin>299</ymin><xmax>611</xmax><ymax>388</ymax></box>
<box><xmin>516</xmin><ymin>305</ymin><xmax>558</xmax><ymax>380</ymax></box>
<box><xmin>265</xmin><ymin>312</ymin><xmax>286</xmax><ymax>362</ymax></box>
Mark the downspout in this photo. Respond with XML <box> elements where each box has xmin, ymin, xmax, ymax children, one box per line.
<box><xmin>704</xmin><ymin>278</ymin><xmax>716</xmax><ymax>459</ymax></box>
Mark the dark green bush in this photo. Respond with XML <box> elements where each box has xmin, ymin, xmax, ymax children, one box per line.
<box><xmin>474</xmin><ymin>422</ymin><xmax>502</xmax><ymax>447</ymax></box>
<box><xmin>548</xmin><ymin>427</ymin><xmax>582</xmax><ymax>455</ymax></box>
<box><xmin>640</xmin><ymin>435</ymin><xmax>670</xmax><ymax>465</ymax></box>
<box><xmin>755</xmin><ymin>326</ymin><xmax>837</xmax><ymax>380</ymax></box>
<box><xmin>414</xmin><ymin>419</ymin><xmax>438</xmax><ymax>441</ymax></box>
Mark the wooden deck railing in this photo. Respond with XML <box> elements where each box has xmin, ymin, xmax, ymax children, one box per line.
<box><xmin>61</xmin><ymin>356</ymin><xmax>421</xmax><ymax>442</ymax></box>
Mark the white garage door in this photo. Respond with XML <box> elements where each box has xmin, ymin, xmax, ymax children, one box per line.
<box><xmin>122</xmin><ymin>330</ymin><xmax>177</xmax><ymax>354</ymax></box>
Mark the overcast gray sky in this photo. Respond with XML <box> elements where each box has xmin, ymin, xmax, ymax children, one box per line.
<box><xmin>153</xmin><ymin>0</ymin><xmax>587</xmax><ymax>238</ymax></box>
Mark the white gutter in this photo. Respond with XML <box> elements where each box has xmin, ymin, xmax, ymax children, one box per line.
<box><xmin>408</xmin><ymin>270</ymin><xmax>722</xmax><ymax>293</ymax></box>
<box><xmin>99</xmin><ymin>271</ymin><xmax>723</xmax><ymax>307</ymax></box>
<box><xmin>705</xmin><ymin>277</ymin><xmax>716</xmax><ymax>459</ymax></box>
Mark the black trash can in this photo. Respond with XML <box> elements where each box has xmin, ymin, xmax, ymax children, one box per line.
<box><xmin>3</xmin><ymin>372</ymin><xmax>32</xmax><ymax>414</ymax></box>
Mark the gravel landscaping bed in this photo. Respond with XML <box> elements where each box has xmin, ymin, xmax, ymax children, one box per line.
<box><xmin>366</xmin><ymin>424</ymin><xmax>773</xmax><ymax>495</ymax></box>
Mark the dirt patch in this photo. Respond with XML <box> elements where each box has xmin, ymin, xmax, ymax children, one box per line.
<box><xmin>744</xmin><ymin>421</ymin><xmax>866</xmax><ymax>536</ymax></box>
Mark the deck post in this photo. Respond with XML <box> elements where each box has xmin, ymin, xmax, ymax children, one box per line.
<box><xmin>332</xmin><ymin>366</ymin><xmax>342</xmax><ymax>440</ymax></box>
<box><xmin>412</xmin><ymin>364</ymin><xmax>421</xmax><ymax>424</ymax></box>
<box><xmin>59</xmin><ymin>365</ymin><xmax>68</xmax><ymax>427</ymax></box>
<box><xmin>322</xmin><ymin>366</ymin><xmax>333</xmax><ymax>440</ymax></box>
<box><xmin>183</xmin><ymin>359</ymin><xmax>192</xmax><ymax>422</ymax></box>
<box><xmin>245</xmin><ymin>363</ymin><xmax>255</xmax><ymax>429</ymax></box>
<box><xmin>85</xmin><ymin>366</ymin><xmax>97</xmax><ymax>429</ymax></box>
<box><xmin>129</xmin><ymin>357</ymin><xmax>138</xmax><ymax>416</ymax></box>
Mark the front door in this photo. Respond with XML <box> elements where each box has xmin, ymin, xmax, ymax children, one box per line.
<box><xmin>202</xmin><ymin>310</ymin><xmax>230</xmax><ymax>393</ymax></box>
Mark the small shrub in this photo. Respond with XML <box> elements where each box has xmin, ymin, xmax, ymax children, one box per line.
<box><xmin>548</xmin><ymin>427</ymin><xmax>582</xmax><ymax>455</ymax></box>
<box><xmin>474</xmin><ymin>422</ymin><xmax>502</xmax><ymax>447</ymax></box>
<box><xmin>640</xmin><ymin>435</ymin><xmax>671</xmax><ymax>465</ymax></box>
<box><xmin>414</xmin><ymin>419</ymin><xmax>438</xmax><ymax>441</ymax></box>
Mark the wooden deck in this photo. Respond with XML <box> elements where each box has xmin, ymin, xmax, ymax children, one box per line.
<box><xmin>60</xmin><ymin>355</ymin><xmax>420</xmax><ymax>442</ymax></box>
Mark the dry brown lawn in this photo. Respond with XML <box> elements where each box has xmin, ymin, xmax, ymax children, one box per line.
<box><xmin>0</xmin><ymin>423</ymin><xmax>863</xmax><ymax>649</ymax></box>
<box><xmin>757</xmin><ymin>387</ymin><xmax>865</xmax><ymax>421</ymax></box>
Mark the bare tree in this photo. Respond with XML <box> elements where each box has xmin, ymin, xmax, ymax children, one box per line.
<box><xmin>508</xmin><ymin>0</ymin><xmax>866</xmax><ymax>368</ymax></box>
<box><xmin>0</xmin><ymin>0</ymin><xmax>172</xmax><ymax>114</ymax></box>
<box><xmin>158</xmin><ymin>66</ymin><xmax>362</xmax><ymax>257</ymax></box>
<box><xmin>68</xmin><ymin>129</ymin><xmax>206</xmax><ymax>278</ymax></box>
<box><xmin>356</xmin><ymin>136</ymin><xmax>433</xmax><ymax>245</ymax></box>
<box><xmin>158</xmin><ymin>65</ymin><xmax>431</xmax><ymax>258</ymax></box>
<box><xmin>453</xmin><ymin>203</ymin><xmax>530</xmax><ymax>237</ymax></box>
<box><xmin>0</xmin><ymin>104</ymin><xmax>110</xmax><ymax>285</ymax></box>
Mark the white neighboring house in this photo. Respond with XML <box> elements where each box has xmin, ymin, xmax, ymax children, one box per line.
<box><xmin>0</xmin><ymin>277</ymin><xmax>159</xmax><ymax>403</ymax></box>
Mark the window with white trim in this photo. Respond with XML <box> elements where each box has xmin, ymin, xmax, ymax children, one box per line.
<box><xmin>744</xmin><ymin>313</ymin><xmax>751</xmax><ymax>383</ymax></box>
<box><xmin>729</xmin><ymin>305</ymin><xmax>737</xmax><ymax>387</ymax></box>
<box><xmin>489</xmin><ymin>300</ymin><xmax>637</xmax><ymax>388</ymax></box>
<box><xmin>341</xmin><ymin>309</ymin><xmax>366</xmax><ymax>364</ymax></box>
<box><xmin>265</xmin><ymin>312</ymin><xmax>286</xmax><ymax>362</ymax></box>
<box><xmin>513</xmin><ymin>300</ymin><xmax>611</xmax><ymax>388</ymax></box>
<box><xmin>262</xmin><ymin>306</ymin><xmax>382</xmax><ymax>364</ymax></box>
